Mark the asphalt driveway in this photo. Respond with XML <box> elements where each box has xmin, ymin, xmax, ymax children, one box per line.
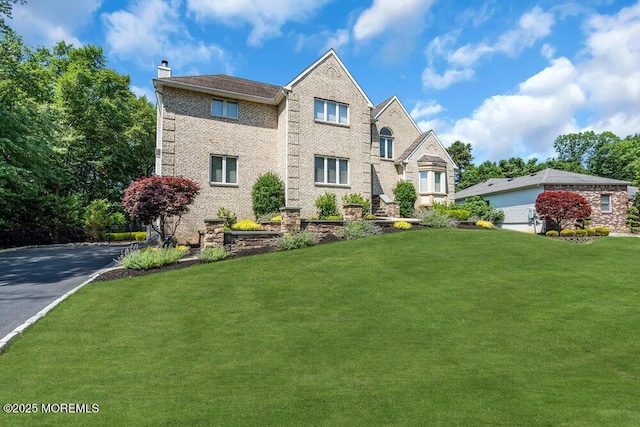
<box><xmin>0</xmin><ymin>244</ymin><xmax>129</xmax><ymax>340</ymax></box>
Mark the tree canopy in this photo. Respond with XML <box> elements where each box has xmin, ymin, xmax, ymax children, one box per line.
<box><xmin>0</xmin><ymin>19</ymin><xmax>155</xmax><ymax>231</ymax></box>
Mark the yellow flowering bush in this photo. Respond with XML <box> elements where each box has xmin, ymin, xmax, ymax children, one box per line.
<box><xmin>270</xmin><ymin>215</ymin><xmax>282</xmax><ymax>221</ymax></box>
<box><xmin>476</xmin><ymin>220</ymin><xmax>494</xmax><ymax>229</ymax></box>
<box><xmin>393</xmin><ymin>221</ymin><xmax>412</xmax><ymax>230</ymax></box>
<box><xmin>232</xmin><ymin>219</ymin><xmax>262</xmax><ymax>231</ymax></box>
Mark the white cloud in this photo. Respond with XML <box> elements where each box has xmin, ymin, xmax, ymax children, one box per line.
<box><xmin>437</xmin><ymin>57</ymin><xmax>586</xmax><ymax>161</ymax></box>
<box><xmin>352</xmin><ymin>0</ymin><xmax>434</xmax><ymax>41</ymax></box>
<box><xmin>103</xmin><ymin>0</ymin><xmax>231</xmax><ymax>73</ymax></box>
<box><xmin>577</xmin><ymin>1</ymin><xmax>640</xmax><ymax>136</ymax></box>
<box><xmin>422</xmin><ymin>67</ymin><xmax>474</xmax><ymax>90</ymax></box>
<box><xmin>411</xmin><ymin>100</ymin><xmax>444</xmax><ymax>120</ymax></box>
<box><xmin>449</xmin><ymin>7</ymin><xmax>555</xmax><ymax>68</ymax></box>
<box><xmin>11</xmin><ymin>0</ymin><xmax>102</xmax><ymax>47</ymax></box>
<box><xmin>186</xmin><ymin>0</ymin><xmax>332</xmax><ymax>46</ymax></box>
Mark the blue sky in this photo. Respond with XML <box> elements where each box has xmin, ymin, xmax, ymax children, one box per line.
<box><xmin>9</xmin><ymin>0</ymin><xmax>640</xmax><ymax>163</ymax></box>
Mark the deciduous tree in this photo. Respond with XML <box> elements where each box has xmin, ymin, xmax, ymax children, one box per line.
<box><xmin>535</xmin><ymin>191</ymin><xmax>592</xmax><ymax>231</ymax></box>
<box><xmin>122</xmin><ymin>176</ymin><xmax>200</xmax><ymax>244</ymax></box>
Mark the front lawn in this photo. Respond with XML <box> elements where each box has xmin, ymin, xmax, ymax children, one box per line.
<box><xmin>1</xmin><ymin>229</ymin><xmax>639</xmax><ymax>425</ymax></box>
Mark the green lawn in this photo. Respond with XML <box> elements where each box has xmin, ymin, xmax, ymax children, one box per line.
<box><xmin>1</xmin><ymin>229</ymin><xmax>639</xmax><ymax>426</ymax></box>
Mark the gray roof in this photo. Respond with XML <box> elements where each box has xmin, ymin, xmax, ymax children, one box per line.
<box><xmin>159</xmin><ymin>74</ymin><xmax>283</xmax><ymax>101</ymax></box>
<box><xmin>397</xmin><ymin>132</ymin><xmax>432</xmax><ymax>162</ymax></box>
<box><xmin>455</xmin><ymin>168</ymin><xmax>632</xmax><ymax>199</ymax></box>
<box><xmin>417</xmin><ymin>154</ymin><xmax>446</xmax><ymax>164</ymax></box>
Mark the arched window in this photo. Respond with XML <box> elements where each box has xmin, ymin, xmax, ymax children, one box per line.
<box><xmin>379</xmin><ymin>127</ymin><xmax>393</xmax><ymax>159</ymax></box>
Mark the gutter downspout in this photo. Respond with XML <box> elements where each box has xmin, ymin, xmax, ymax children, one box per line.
<box><xmin>284</xmin><ymin>89</ymin><xmax>290</xmax><ymax>204</ymax></box>
<box><xmin>154</xmin><ymin>87</ymin><xmax>163</xmax><ymax>176</ymax></box>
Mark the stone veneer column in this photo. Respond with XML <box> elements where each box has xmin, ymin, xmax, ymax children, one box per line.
<box><xmin>202</xmin><ymin>219</ymin><xmax>225</xmax><ymax>248</ymax></box>
<box><xmin>280</xmin><ymin>207</ymin><xmax>301</xmax><ymax>233</ymax></box>
<box><xmin>343</xmin><ymin>204</ymin><xmax>363</xmax><ymax>221</ymax></box>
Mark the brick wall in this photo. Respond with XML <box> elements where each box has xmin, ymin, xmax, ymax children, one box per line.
<box><xmin>544</xmin><ymin>184</ymin><xmax>629</xmax><ymax>232</ymax></box>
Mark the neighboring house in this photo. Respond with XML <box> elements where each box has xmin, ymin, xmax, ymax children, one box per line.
<box><xmin>454</xmin><ymin>168</ymin><xmax>631</xmax><ymax>233</ymax></box>
<box><xmin>153</xmin><ymin>50</ymin><xmax>456</xmax><ymax>244</ymax></box>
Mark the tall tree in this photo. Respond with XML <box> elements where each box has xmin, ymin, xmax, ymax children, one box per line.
<box><xmin>588</xmin><ymin>134</ymin><xmax>640</xmax><ymax>183</ymax></box>
<box><xmin>446</xmin><ymin>140</ymin><xmax>473</xmax><ymax>185</ymax></box>
<box><xmin>553</xmin><ymin>131</ymin><xmax>619</xmax><ymax>169</ymax></box>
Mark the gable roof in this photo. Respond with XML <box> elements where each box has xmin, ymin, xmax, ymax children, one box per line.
<box><xmin>284</xmin><ymin>49</ymin><xmax>374</xmax><ymax>108</ymax></box>
<box><xmin>371</xmin><ymin>95</ymin><xmax>422</xmax><ymax>134</ymax></box>
<box><xmin>455</xmin><ymin>168</ymin><xmax>632</xmax><ymax>199</ymax></box>
<box><xmin>154</xmin><ymin>74</ymin><xmax>284</xmax><ymax>104</ymax></box>
<box><xmin>396</xmin><ymin>130</ymin><xmax>458</xmax><ymax>168</ymax></box>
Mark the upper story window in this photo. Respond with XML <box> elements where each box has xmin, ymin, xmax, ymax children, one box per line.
<box><xmin>212</xmin><ymin>99</ymin><xmax>238</xmax><ymax>119</ymax></box>
<box><xmin>379</xmin><ymin>127</ymin><xmax>393</xmax><ymax>159</ymax></box>
<box><xmin>210</xmin><ymin>155</ymin><xmax>238</xmax><ymax>185</ymax></box>
<box><xmin>314</xmin><ymin>156</ymin><xmax>349</xmax><ymax>185</ymax></box>
<box><xmin>314</xmin><ymin>98</ymin><xmax>348</xmax><ymax>125</ymax></box>
<box><xmin>600</xmin><ymin>194</ymin><xmax>611</xmax><ymax>213</ymax></box>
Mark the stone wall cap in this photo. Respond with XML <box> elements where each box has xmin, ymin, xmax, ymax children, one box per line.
<box><xmin>227</xmin><ymin>231</ymin><xmax>284</xmax><ymax>236</ymax></box>
<box><xmin>280</xmin><ymin>207</ymin><xmax>302</xmax><ymax>211</ymax></box>
<box><xmin>343</xmin><ymin>203</ymin><xmax>364</xmax><ymax>208</ymax></box>
<box><xmin>204</xmin><ymin>218</ymin><xmax>226</xmax><ymax>223</ymax></box>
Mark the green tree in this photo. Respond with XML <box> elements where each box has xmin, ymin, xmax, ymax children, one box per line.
<box><xmin>446</xmin><ymin>140</ymin><xmax>473</xmax><ymax>185</ymax></box>
<box><xmin>588</xmin><ymin>134</ymin><xmax>640</xmax><ymax>183</ymax></box>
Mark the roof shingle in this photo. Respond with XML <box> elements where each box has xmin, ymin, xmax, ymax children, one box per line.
<box><xmin>455</xmin><ymin>168</ymin><xmax>631</xmax><ymax>199</ymax></box>
<box><xmin>160</xmin><ymin>74</ymin><xmax>283</xmax><ymax>100</ymax></box>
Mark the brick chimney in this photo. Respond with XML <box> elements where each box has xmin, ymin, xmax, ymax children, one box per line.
<box><xmin>158</xmin><ymin>60</ymin><xmax>171</xmax><ymax>78</ymax></box>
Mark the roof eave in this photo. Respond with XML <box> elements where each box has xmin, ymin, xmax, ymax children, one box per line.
<box><xmin>153</xmin><ymin>78</ymin><xmax>284</xmax><ymax>105</ymax></box>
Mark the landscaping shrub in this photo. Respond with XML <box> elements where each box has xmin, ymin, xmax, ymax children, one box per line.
<box><xmin>393</xmin><ymin>221</ymin><xmax>412</xmax><ymax>230</ymax></box>
<box><xmin>585</xmin><ymin>228</ymin><xmax>596</xmax><ymax>236</ymax></box>
<box><xmin>197</xmin><ymin>247</ymin><xmax>228</xmax><ymax>263</ymax></box>
<box><xmin>277</xmin><ymin>231</ymin><xmax>316</xmax><ymax>250</ymax></box>
<box><xmin>393</xmin><ymin>181</ymin><xmax>417</xmax><ymax>217</ymax></box>
<box><xmin>560</xmin><ymin>229</ymin><xmax>576</xmax><ymax>237</ymax></box>
<box><xmin>476</xmin><ymin>220</ymin><xmax>494</xmax><ymax>229</ymax></box>
<box><xmin>627</xmin><ymin>206</ymin><xmax>639</xmax><ymax>233</ymax></box>
<box><xmin>106</xmin><ymin>231</ymin><xmax>147</xmax><ymax>242</ymax></box>
<box><xmin>315</xmin><ymin>192</ymin><xmax>340</xmax><ymax>219</ymax></box>
<box><xmin>327</xmin><ymin>215</ymin><xmax>343</xmax><ymax>220</ymax></box>
<box><xmin>364</xmin><ymin>214</ymin><xmax>376</xmax><ymax>220</ymax></box>
<box><xmin>337</xmin><ymin>220</ymin><xmax>382</xmax><ymax>240</ymax></box>
<box><xmin>232</xmin><ymin>219</ymin><xmax>262</xmax><ymax>231</ymax></box>
<box><xmin>462</xmin><ymin>196</ymin><xmax>504</xmax><ymax>224</ymax></box>
<box><xmin>252</xmin><ymin>172</ymin><xmax>285</xmax><ymax>218</ymax></box>
<box><xmin>575</xmin><ymin>229</ymin><xmax>588</xmax><ymax>237</ymax></box>
<box><xmin>270</xmin><ymin>215</ymin><xmax>282</xmax><ymax>221</ymax></box>
<box><xmin>416</xmin><ymin>209</ymin><xmax>454</xmax><ymax>228</ymax></box>
<box><xmin>342</xmin><ymin>193</ymin><xmax>371</xmax><ymax>214</ymax></box>
<box><xmin>594</xmin><ymin>227</ymin><xmax>610</xmax><ymax>236</ymax></box>
<box><xmin>444</xmin><ymin>209</ymin><xmax>470</xmax><ymax>221</ymax></box>
<box><xmin>117</xmin><ymin>246</ymin><xmax>188</xmax><ymax>270</ymax></box>
<box><xmin>546</xmin><ymin>230</ymin><xmax>559</xmax><ymax>237</ymax></box>
<box><xmin>217</xmin><ymin>207</ymin><xmax>237</xmax><ymax>229</ymax></box>
<box><xmin>84</xmin><ymin>199</ymin><xmax>126</xmax><ymax>241</ymax></box>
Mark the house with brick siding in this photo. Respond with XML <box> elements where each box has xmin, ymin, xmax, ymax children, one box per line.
<box><xmin>153</xmin><ymin>50</ymin><xmax>456</xmax><ymax>244</ymax></box>
<box><xmin>454</xmin><ymin>168</ymin><xmax>631</xmax><ymax>233</ymax></box>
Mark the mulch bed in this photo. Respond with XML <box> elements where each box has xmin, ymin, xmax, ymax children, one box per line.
<box><xmin>93</xmin><ymin>223</ymin><xmax>451</xmax><ymax>282</ymax></box>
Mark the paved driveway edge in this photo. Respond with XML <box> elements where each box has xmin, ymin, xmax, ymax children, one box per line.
<box><xmin>0</xmin><ymin>273</ymin><xmax>101</xmax><ymax>353</ymax></box>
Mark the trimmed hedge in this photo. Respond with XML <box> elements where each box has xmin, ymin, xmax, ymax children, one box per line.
<box><xmin>106</xmin><ymin>231</ymin><xmax>146</xmax><ymax>241</ymax></box>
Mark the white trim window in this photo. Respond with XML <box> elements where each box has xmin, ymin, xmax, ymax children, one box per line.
<box><xmin>419</xmin><ymin>170</ymin><xmax>446</xmax><ymax>193</ymax></box>
<box><xmin>314</xmin><ymin>98</ymin><xmax>348</xmax><ymax>125</ymax></box>
<box><xmin>379</xmin><ymin>127</ymin><xmax>393</xmax><ymax>159</ymax></box>
<box><xmin>211</xmin><ymin>98</ymin><xmax>238</xmax><ymax>119</ymax></box>
<box><xmin>314</xmin><ymin>156</ymin><xmax>349</xmax><ymax>185</ymax></box>
<box><xmin>210</xmin><ymin>155</ymin><xmax>238</xmax><ymax>185</ymax></box>
<box><xmin>600</xmin><ymin>194</ymin><xmax>611</xmax><ymax>213</ymax></box>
